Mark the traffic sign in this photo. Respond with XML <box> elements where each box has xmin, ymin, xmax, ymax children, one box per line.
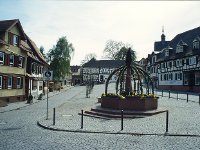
<box><xmin>44</xmin><ymin>70</ymin><xmax>53</xmax><ymax>80</ymax></box>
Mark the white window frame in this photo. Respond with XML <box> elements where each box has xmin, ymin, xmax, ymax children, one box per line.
<box><xmin>176</xmin><ymin>45</ymin><xmax>183</xmax><ymax>53</ymax></box>
<box><xmin>8</xmin><ymin>76</ymin><xmax>12</xmax><ymax>89</ymax></box>
<box><xmin>9</xmin><ymin>54</ymin><xmax>14</xmax><ymax>66</ymax></box>
<box><xmin>177</xmin><ymin>73</ymin><xmax>182</xmax><ymax>80</ymax></box>
<box><xmin>189</xmin><ymin>56</ymin><xmax>197</xmax><ymax>65</ymax></box>
<box><xmin>0</xmin><ymin>76</ymin><xmax>2</xmax><ymax>89</ymax></box>
<box><xmin>13</xmin><ymin>35</ymin><xmax>19</xmax><ymax>46</ymax></box>
<box><xmin>18</xmin><ymin>56</ymin><xmax>23</xmax><ymax>67</ymax></box>
<box><xmin>0</xmin><ymin>52</ymin><xmax>4</xmax><ymax>65</ymax></box>
<box><xmin>17</xmin><ymin>77</ymin><xmax>21</xmax><ymax>88</ymax></box>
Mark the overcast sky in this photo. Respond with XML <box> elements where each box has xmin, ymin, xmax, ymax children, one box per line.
<box><xmin>1</xmin><ymin>1</ymin><xmax>200</xmax><ymax>65</ymax></box>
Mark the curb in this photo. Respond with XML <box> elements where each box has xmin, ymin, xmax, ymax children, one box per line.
<box><xmin>37</xmin><ymin>120</ymin><xmax>200</xmax><ymax>137</ymax></box>
<box><xmin>0</xmin><ymin>86</ymin><xmax>72</xmax><ymax>113</ymax></box>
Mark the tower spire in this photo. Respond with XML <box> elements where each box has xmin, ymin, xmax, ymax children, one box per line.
<box><xmin>162</xmin><ymin>26</ymin><xmax>164</xmax><ymax>34</ymax></box>
<box><xmin>161</xmin><ymin>26</ymin><xmax>165</xmax><ymax>42</ymax></box>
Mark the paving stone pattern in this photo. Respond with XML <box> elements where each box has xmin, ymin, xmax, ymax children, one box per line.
<box><xmin>1</xmin><ymin>84</ymin><xmax>200</xmax><ymax>149</ymax></box>
<box><xmin>40</xmin><ymin>84</ymin><xmax>200</xmax><ymax>136</ymax></box>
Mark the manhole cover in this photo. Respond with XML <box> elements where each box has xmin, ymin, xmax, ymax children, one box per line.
<box><xmin>62</xmin><ymin>114</ymin><xmax>72</xmax><ymax>117</ymax></box>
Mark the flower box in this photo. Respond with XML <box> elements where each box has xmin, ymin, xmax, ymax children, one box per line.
<box><xmin>101</xmin><ymin>96</ymin><xmax>158</xmax><ymax>111</ymax></box>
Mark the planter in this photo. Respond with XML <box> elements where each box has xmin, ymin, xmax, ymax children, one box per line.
<box><xmin>101</xmin><ymin>96</ymin><xmax>158</xmax><ymax>111</ymax></box>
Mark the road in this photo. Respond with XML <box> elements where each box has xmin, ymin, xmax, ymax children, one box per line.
<box><xmin>0</xmin><ymin>85</ymin><xmax>200</xmax><ymax>150</ymax></box>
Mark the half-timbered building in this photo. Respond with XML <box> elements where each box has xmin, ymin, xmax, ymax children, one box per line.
<box><xmin>147</xmin><ymin>27</ymin><xmax>200</xmax><ymax>92</ymax></box>
<box><xmin>82</xmin><ymin>58</ymin><xmax>125</xmax><ymax>84</ymax></box>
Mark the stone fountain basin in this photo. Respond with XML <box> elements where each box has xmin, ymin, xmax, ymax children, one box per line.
<box><xmin>101</xmin><ymin>96</ymin><xmax>158</xmax><ymax>111</ymax></box>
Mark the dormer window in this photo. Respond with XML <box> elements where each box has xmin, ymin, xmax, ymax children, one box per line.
<box><xmin>8</xmin><ymin>33</ymin><xmax>20</xmax><ymax>47</ymax></box>
<box><xmin>176</xmin><ymin>40</ymin><xmax>187</xmax><ymax>53</ymax></box>
<box><xmin>193</xmin><ymin>39</ymin><xmax>199</xmax><ymax>49</ymax></box>
<box><xmin>165</xmin><ymin>49</ymin><xmax>169</xmax><ymax>57</ymax></box>
<box><xmin>13</xmin><ymin>35</ymin><xmax>19</xmax><ymax>46</ymax></box>
<box><xmin>176</xmin><ymin>45</ymin><xmax>183</xmax><ymax>53</ymax></box>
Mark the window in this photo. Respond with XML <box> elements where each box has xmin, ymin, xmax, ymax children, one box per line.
<box><xmin>9</xmin><ymin>55</ymin><xmax>14</xmax><ymax>66</ymax></box>
<box><xmin>13</xmin><ymin>35</ymin><xmax>19</xmax><ymax>46</ymax></box>
<box><xmin>193</xmin><ymin>41</ymin><xmax>199</xmax><ymax>49</ymax></box>
<box><xmin>175</xmin><ymin>73</ymin><xmax>182</xmax><ymax>80</ymax></box>
<box><xmin>189</xmin><ymin>56</ymin><xmax>197</xmax><ymax>65</ymax></box>
<box><xmin>165</xmin><ymin>49</ymin><xmax>169</xmax><ymax>57</ymax></box>
<box><xmin>32</xmin><ymin>80</ymin><xmax>37</xmax><ymax>90</ymax></box>
<box><xmin>176</xmin><ymin>45</ymin><xmax>183</xmax><ymax>53</ymax></box>
<box><xmin>31</xmin><ymin>63</ymin><xmax>35</xmax><ymax>73</ymax></box>
<box><xmin>17</xmin><ymin>77</ymin><xmax>21</xmax><ymax>88</ymax></box>
<box><xmin>18</xmin><ymin>57</ymin><xmax>23</xmax><ymax>67</ymax></box>
<box><xmin>168</xmin><ymin>73</ymin><xmax>173</xmax><ymax>80</ymax></box>
<box><xmin>8</xmin><ymin>76</ymin><xmax>12</xmax><ymax>89</ymax></box>
<box><xmin>0</xmin><ymin>52</ymin><xmax>4</xmax><ymax>65</ymax></box>
<box><xmin>0</xmin><ymin>76</ymin><xmax>2</xmax><ymax>89</ymax></box>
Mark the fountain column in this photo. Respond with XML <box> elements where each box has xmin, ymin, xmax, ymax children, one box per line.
<box><xmin>125</xmin><ymin>48</ymin><xmax>132</xmax><ymax>95</ymax></box>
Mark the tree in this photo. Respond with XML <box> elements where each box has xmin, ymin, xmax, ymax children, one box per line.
<box><xmin>103</xmin><ymin>40</ymin><xmax>136</xmax><ymax>61</ymax></box>
<box><xmin>115</xmin><ymin>46</ymin><xmax>136</xmax><ymax>61</ymax></box>
<box><xmin>39</xmin><ymin>46</ymin><xmax>46</xmax><ymax>59</ymax></box>
<box><xmin>81</xmin><ymin>53</ymin><xmax>97</xmax><ymax>65</ymax></box>
<box><xmin>47</xmin><ymin>36</ymin><xmax>74</xmax><ymax>80</ymax></box>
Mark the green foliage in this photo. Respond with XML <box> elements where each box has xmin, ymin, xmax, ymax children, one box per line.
<box><xmin>39</xmin><ymin>46</ymin><xmax>46</xmax><ymax>59</ymax></box>
<box><xmin>103</xmin><ymin>40</ymin><xmax>136</xmax><ymax>61</ymax></box>
<box><xmin>48</xmin><ymin>36</ymin><xmax>74</xmax><ymax>80</ymax></box>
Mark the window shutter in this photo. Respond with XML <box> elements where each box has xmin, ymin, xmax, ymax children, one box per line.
<box><xmin>7</xmin><ymin>54</ymin><xmax>10</xmax><ymax>66</ymax></box>
<box><xmin>186</xmin><ymin>59</ymin><xmax>189</xmax><ymax>65</ymax></box>
<box><xmin>17</xmin><ymin>36</ymin><xmax>21</xmax><ymax>47</ymax></box>
<box><xmin>14</xmin><ymin>55</ymin><xmax>18</xmax><ymax>67</ymax></box>
<box><xmin>3</xmin><ymin>53</ymin><xmax>6</xmax><ymax>65</ymax></box>
<box><xmin>21</xmin><ymin>77</ymin><xmax>23</xmax><ymax>89</ymax></box>
<box><xmin>12</xmin><ymin>77</ymin><xmax>15</xmax><ymax>89</ymax></box>
<box><xmin>22</xmin><ymin>57</ymin><xmax>25</xmax><ymax>68</ymax></box>
<box><xmin>3</xmin><ymin>76</ymin><xmax>8</xmax><ymax>89</ymax></box>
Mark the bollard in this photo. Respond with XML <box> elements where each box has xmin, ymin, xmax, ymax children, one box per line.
<box><xmin>169</xmin><ymin>90</ymin><xmax>170</xmax><ymax>99</ymax></box>
<box><xmin>177</xmin><ymin>92</ymin><xmax>178</xmax><ymax>100</ymax></box>
<box><xmin>81</xmin><ymin>110</ymin><xmax>83</xmax><ymax>129</ymax></box>
<box><xmin>162</xmin><ymin>90</ymin><xmax>163</xmax><ymax>97</ymax></box>
<box><xmin>199</xmin><ymin>94</ymin><xmax>200</xmax><ymax>105</ymax></box>
<box><xmin>121</xmin><ymin>110</ymin><xmax>124</xmax><ymax>131</ymax></box>
<box><xmin>187</xmin><ymin>93</ymin><xmax>188</xmax><ymax>103</ymax></box>
<box><xmin>53</xmin><ymin>108</ymin><xmax>55</xmax><ymax>125</ymax></box>
<box><xmin>166</xmin><ymin>110</ymin><xmax>169</xmax><ymax>133</ymax></box>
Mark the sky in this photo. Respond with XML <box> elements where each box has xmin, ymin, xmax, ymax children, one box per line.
<box><xmin>1</xmin><ymin>1</ymin><xmax>200</xmax><ymax>65</ymax></box>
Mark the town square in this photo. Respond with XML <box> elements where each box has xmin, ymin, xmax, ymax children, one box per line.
<box><xmin>1</xmin><ymin>1</ymin><xmax>200</xmax><ymax>150</ymax></box>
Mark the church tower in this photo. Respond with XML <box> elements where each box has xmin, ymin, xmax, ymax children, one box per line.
<box><xmin>161</xmin><ymin>26</ymin><xmax>166</xmax><ymax>42</ymax></box>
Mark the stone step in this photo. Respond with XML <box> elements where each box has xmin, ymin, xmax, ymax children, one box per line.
<box><xmin>83</xmin><ymin>110</ymin><xmax>145</xmax><ymax>119</ymax></box>
<box><xmin>90</xmin><ymin>108</ymin><xmax>166</xmax><ymax>116</ymax></box>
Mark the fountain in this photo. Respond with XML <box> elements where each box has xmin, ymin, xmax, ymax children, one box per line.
<box><xmin>101</xmin><ymin>48</ymin><xmax>158</xmax><ymax>111</ymax></box>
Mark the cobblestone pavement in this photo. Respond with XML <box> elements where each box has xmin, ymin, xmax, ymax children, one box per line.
<box><xmin>39</xmin><ymin>84</ymin><xmax>200</xmax><ymax>136</ymax></box>
<box><xmin>1</xmin><ymin>84</ymin><xmax>200</xmax><ymax>149</ymax></box>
